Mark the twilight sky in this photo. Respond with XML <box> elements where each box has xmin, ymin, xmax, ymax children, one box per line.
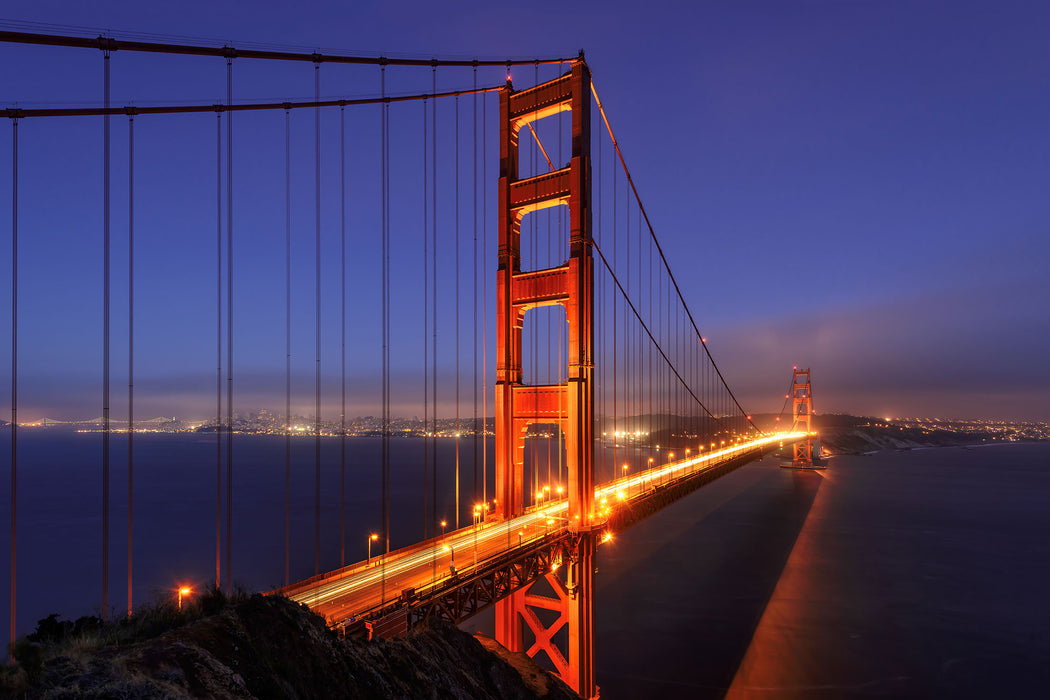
<box><xmin>1</xmin><ymin>0</ymin><xmax>1048</xmax><ymax>422</ymax></box>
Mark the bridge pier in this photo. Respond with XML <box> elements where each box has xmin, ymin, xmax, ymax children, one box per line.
<box><xmin>495</xmin><ymin>531</ymin><xmax>597</xmax><ymax>698</ymax></box>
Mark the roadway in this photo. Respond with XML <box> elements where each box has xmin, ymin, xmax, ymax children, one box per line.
<box><xmin>283</xmin><ymin>432</ymin><xmax>806</xmax><ymax>625</ymax></box>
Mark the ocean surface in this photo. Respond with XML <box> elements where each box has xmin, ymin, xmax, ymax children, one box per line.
<box><xmin>591</xmin><ymin>442</ymin><xmax>1050</xmax><ymax>698</ymax></box>
<box><xmin>1</xmin><ymin>434</ymin><xmax>1048</xmax><ymax>698</ymax></box>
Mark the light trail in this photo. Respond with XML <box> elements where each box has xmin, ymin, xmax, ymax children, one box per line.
<box><xmin>287</xmin><ymin>432</ymin><xmax>807</xmax><ymax>619</ymax></box>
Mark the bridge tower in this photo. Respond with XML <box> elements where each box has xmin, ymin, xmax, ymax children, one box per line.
<box><xmin>493</xmin><ymin>57</ymin><xmax>598</xmax><ymax>698</ymax></box>
<box><xmin>791</xmin><ymin>368</ymin><xmax>816</xmax><ymax>466</ymax></box>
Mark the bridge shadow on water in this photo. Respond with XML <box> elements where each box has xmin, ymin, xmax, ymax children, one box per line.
<box><xmin>593</xmin><ymin>460</ymin><xmax>823</xmax><ymax>699</ymax></box>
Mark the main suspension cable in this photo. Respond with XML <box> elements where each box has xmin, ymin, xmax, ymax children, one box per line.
<box><xmin>4</xmin><ymin>84</ymin><xmax>505</xmax><ymax>120</ymax></box>
<box><xmin>0</xmin><ymin>29</ymin><xmax>575</xmax><ymax>67</ymax></box>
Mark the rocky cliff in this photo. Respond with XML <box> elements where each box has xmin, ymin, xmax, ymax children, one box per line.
<box><xmin>3</xmin><ymin>594</ymin><xmax>579</xmax><ymax>700</ymax></box>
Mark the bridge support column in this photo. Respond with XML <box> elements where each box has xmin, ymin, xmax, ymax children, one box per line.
<box><xmin>495</xmin><ymin>532</ymin><xmax>597</xmax><ymax>698</ymax></box>
<box><xmin>493</xmin><ymin>57</ymin><xmax>597</xmax><ymax>699</ymax></box>
<box><xmin>790</xmin><ymin>368</ymin><xmax>820</xmax><ymax>467</ymax></box>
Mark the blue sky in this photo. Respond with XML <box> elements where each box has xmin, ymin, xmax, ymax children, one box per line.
<box><xmin>1</xmin><ymin>0</ymin><xmax>1048</xmax><ymax>421</ymax></box>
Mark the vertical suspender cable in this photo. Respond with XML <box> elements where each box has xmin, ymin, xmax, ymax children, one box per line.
<box><xmin>597</xmin><ymin>110</ymin><xmax>602</xmax><ymax>483</ymax></box>
<box><xmin>384</xmin><ymin>66</ymin><xmax>392</xmax><ymax>556</ymax></box>
<box><xmin>625</xmin><ymin>180</ymin><xmax>630</xmax><ymax>466</ymax></box>
<box><xmin>430</xmin><ymin>65</ymin><xmax>437</xmax><ymax>537</ymax></box>
<box><xmin>10</xmin><ymin>116</ymin><xmax>19</xmax><ymax>654</ymax></box>
<box><xmin>472</xmin><ymin>64</ymin><xmax>478</xmax><ymax>505</ymax></box>
<box><xmin>284</xmin><ymin>108</ymin><xmax>290</xmax><ymax>586</ymax></box>
<box><xmin>215</xmin><ymin>111</ymin><xmax>222</xmax><ymax>591</ymax></box>
<box><xmin>127</xmin><ymin>114</ymin><xmax>134</xmax><ymax>617</ymax></box>
<box><xmin>339</xmin><ymin>104</ymin><xmax>346</xmax><ymax>568</ymax></box>
<box><xmin>648</xmin><ymin>196</ymin><xmax>653</xmax><ymax>467</ymax></box>
<box><xmin>558</xmin><ymin>61</ymin><xmax>564</xmax><ymax>486</ymax></box>
<box><xmin>422</xmin><ymin>95</ymin><xmax>429</xmax><ymax>539</ymax></box>
<box><xmin>481</xmin><ymin>88</ymin><xmax>487</xmax><ymax>506</ymax></box>
<box><xmin>102</xmin><ymin>49</ymin><xmax>111</xmax><ymax>621</ymax></box>
<box><xmin>454</xmin><ymin>94</ymin><xmax>460</xmax><ymax>529</ymax></box>
<box><xmin>314</xmin><ymin>61</ymin><xmax>321</xmax><ymax>577</ymax></box>
<box><xmin>611</xmin><ymin>146</ymin><xmax>617</xmax><ymax>479</ymax></box>
<box><xmin>531</xmin><ymin>62</ymin><xmax>537</xmax><ymax>497</ymax></box>
<box><xmin>225</xmin><ymin>56</ymin><xmax>233</xmax><ymax>594</ymax></box>
<box><xmin>380</xmin><ymin>62</ymin><xmax>390</xmax><ymax>557</ymax></box>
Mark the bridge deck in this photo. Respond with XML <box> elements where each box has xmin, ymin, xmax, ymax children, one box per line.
<box><xmin>277</xmin><ymin>433</ymin><xmax>807</xmax><ymax>629</ymax></box>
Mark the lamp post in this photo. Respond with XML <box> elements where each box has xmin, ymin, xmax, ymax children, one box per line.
<box><xmin>440</xmin><ymin>520</ymin><xmax>447</xmax><ymax>537</ymax></box>
<box><xmin>622</xmin><ymin>463</ymin><xmax>629</xmax><ymax>497</ymax></box>
<box><xmin>367</xmin><ymin>533</ymin><xmax>378</xmax><ymax>564</ymax></box>
<box><xmin>177</xmin><ymin>586</ymin><xmax>191</xmax><ymax>611</ymax></box>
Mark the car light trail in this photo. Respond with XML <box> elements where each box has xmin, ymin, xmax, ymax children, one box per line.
<box><xmin>287</xmin><ymin>432</ymin><xmax>806</xmax><ymax>616</ymax></box>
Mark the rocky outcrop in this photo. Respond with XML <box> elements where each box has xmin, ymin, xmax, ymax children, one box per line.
<box><xmin>5</xmin><ymin>595</ymin><xmax>579</xmax><ymax>700</ymax></box>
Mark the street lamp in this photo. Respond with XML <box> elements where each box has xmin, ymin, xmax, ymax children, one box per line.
<box><xmin>440</xmin><ymin>520</ymin><xmax>447</xmax><ymax>537</ymax></box>
<box><xmin>177</xmin><ymin>586</ymin><xmax>192</xmax><ymax>611</ymax></box>
<box><xmin>622</xmin><ymin>463</ymin><xmax>629</xmax><ymax>497</ymax></box>
<box><xmin>367</xmin><ymin>533</ymin><xmax>378</xmax><ymax>563</ymax></box>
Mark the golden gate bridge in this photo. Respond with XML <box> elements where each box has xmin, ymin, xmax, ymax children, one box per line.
<box><xmin>2</xmin><ymin>27</ymin><xmax>818</xmax><ymax>697</ymax></box>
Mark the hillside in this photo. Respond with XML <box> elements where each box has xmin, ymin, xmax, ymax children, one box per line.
<box><xmin>2</xmin><ymin>593</ymin><xmax>579</xmax><ymax>700</ymax></box>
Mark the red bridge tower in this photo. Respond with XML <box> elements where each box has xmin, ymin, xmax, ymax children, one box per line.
<box><xmin>791</xmin><ymin>367</ymin><xmax>819</xmax><ymax>467</ymax></box>
<box><xmin>493</xmin><ymin>57</ymin><xmax>598</xmax><ymax>698</ymax></box>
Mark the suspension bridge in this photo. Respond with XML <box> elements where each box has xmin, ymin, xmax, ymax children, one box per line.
<box><xmin>2</xmin><ymin>28</ymin><xmax>819</xmax><ymax>698</ymax></box>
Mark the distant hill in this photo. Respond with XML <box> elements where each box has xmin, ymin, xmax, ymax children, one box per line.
<box><xmin>810</xmin><ymin>414</ymin><xmax>1042</xmax><ymax>454</ymax></box>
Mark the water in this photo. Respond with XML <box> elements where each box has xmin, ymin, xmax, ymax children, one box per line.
<box><xmin>0</xmin><ymin>430</ymin><xmax>498</xmax><ymax>635</ymax></box>
<box><xmin>0</xmin><ymin>429</ymin><xmax>623</xmax><ymax>635</ymax></box>
<box><xmin>592</xmin><ymin>443</ymin><xmax>1050</xmax><ymax>698</ymax></box>
<box><xmin>2</xmin><ymin>435</ymin><xmax>1048</xmax><ymax>699</ymax></box>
